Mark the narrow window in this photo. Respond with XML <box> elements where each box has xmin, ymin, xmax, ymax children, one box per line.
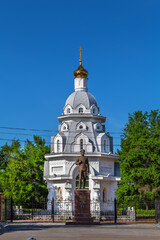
<box><xmin>57</xmin><ymin>140</ymin><xmax>60</xmax><ymax>152</ymax></box>
<box><xmin>93</xmin><ymin>108</ymin><xmax>95</xmax><ymax>114</ymax></box>
<box><xmin>57</xmin><ymin>187</ymin><xmax>63</xmax><ymax>202</ymax></box>
<box><xmin>79</xmin><ymin>108</ymin><xmax>83</xmax><ymax>113</ymax></box>
<box><xmin>80</xmin><ymin>139</ymin><xmax>83</xmax><ymax>150</ymax></box>
<box><xmin>103</xmin><ymin>188</ymin><xmax>107</xmax><ymax>202</ymax></box>
<box><xmin>67</xmin><ymin>108</ymin><xmax>70</xmax><ymax>113</ymax></box>
<box><xmin>104</xmin><ymin>140</ymin><xmax>106</xmax><ymax>152</ymax></box>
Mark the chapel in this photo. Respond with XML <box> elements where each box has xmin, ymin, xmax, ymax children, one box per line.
<box><xmin>43</xmin><ymin>48</ymin><xmax>120</xmax><ymax>214</ymax></box>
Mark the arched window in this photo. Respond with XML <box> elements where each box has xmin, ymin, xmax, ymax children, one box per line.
<box><xmin>57</xmin><ymin>187</ymin><xmax>63</xmax><ymax>202</ymax></box>
<box><xmin>80</xmin><ymin>139</ymin><xmax>83</xmax><ymax>150</ymax></box>
<box><xmin>103</xmin><ymin>188</ymin><xmax>107</xmax><ymax>202</ymax></box>
<box><xmin>67</xmin><ymin>108</ymin><xmax>70</xmax><ymax>113</ymax></box>
<box><xmin>104</xmin><ymin>140</ymin><xmax>106</xmax><ymax>152</ymax></box>
<box><xmin>79</xmin><ymin>108</ymin><xmax>83</xmax><ymax>113</ymax></box>
<box><xmin>57</xmin><ymin>140</ymin><xmax>60</xmax><ymax>152</ymax></box>
<box><xmin>76</xmin><ymin>122</ymin><xmax>87</xmax><ymax>131</ymax></box>
<box><xmin>93</xmin><ymin>108</ymin><xmax>95</xmax><ymax>114</ymax></box>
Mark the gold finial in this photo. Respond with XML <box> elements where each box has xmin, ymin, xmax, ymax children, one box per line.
<box><xmin>74</xmin><ymin>47</ymin><xmax>88</xmax><ymax>78</ymax></box>
<box><xmin>79</xmin><ymin>47</ymin><xmax>82</xmax><ymax>65</ymax></box>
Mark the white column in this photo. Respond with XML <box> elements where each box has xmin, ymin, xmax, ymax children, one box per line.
<box><xmin>74</xmin><ymin>77</ymin><xmax>88</xmax><ymax>92</ymax></box>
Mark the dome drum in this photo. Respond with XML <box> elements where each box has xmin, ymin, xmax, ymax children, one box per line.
<box><xmin>64</xmin><ymin>103</ymin><xmax>99</xmax><ymax>115</ymax></box>
<box><xmin>65</xmin><ymin>91</ymin><xmax>98</xmax><ymax>111</ymax></box>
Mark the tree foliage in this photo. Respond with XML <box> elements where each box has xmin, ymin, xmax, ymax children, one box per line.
<box><xmin>0</xmin><ymin>136</ymin><xmax>50</xmax><ymax>206</ymax></box>
<box><xmin>117</xmin><ymin>110</ymin><xmax>160</xmax><ymax>208</ymax></box>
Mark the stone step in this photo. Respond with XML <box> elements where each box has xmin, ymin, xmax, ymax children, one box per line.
<box><xmin>72</xmin><ymin>217</ymin><xmax>94</xmax><ymax>222</ymax></box>
<box><xmin>66</xmin><ymin>221</ymin><xmax>100</xmax><ymax>225</ymax></box>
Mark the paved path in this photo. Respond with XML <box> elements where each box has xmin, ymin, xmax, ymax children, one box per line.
<box><xmin>0</xmin><ymin>222</ymin><xmax>160</xmax><ymax>240</ymax></box>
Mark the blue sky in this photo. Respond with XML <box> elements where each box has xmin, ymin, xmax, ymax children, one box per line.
<box><xmin>0</xmin><ymin>0</ymin><xmax>160</xmax><ymax>150</ymax></box>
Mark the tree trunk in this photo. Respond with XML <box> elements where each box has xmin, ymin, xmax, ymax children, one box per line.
<box><xmin>145</xmin><ymin>199</ymin><xmax>149</xmax><ymax>210</ymax></box>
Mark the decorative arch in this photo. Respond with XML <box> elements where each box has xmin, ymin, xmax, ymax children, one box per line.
<box><xmin>69</xmin><ymin>162</ymin><xmax>95</xmax><ymax>178</ymax></box>
<box><xmin>61</xmin><ymin>122</ymin><xmax>69</xmax><ymax>132</ymax></box>
<box><xmin>76</xmin><ymin>121</ymin><xmax>87</xmax><ymax>131</ymax></box>
<box><xmin>90</xmin><ymin>104</ymin><xmax>99</xmax><ymax>115</ymax></box>
<box><xmin>63</xmin><ymin>104</ymin><xmax>73</xmax><ymax>115</ymax></box>
<box><xmin>71</xmin><ymin>132</ymin><xmax>92</xmax><ymax>153</ymax></box>
<box><xmin>54</xmin><ymin>133</ymin><xmax>64</xmax><ymax>153</ymax></box>
<box><xmin>94</xmin><ymin>122</ymin><xmax>103</xmax><ymax>132</ymax></box>
<box><xmin>96</xmin><ymin>133</ymin><xmax>110</xmax><ymax>153</ymax></box>
<box><xmin>68</xmin><ymin>163</ymin><xmax>95</xmax><ymax>192</ymax></box>
<box><xmin>75</xmin><ymin>104</ymin><xmax>86</xmax><ymax>114</ymax></box>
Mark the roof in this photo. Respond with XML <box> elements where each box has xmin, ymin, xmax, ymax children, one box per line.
<box><xmin>65</xmin><ymin>91</ymin><xmax>98</xmax><ymax>109</ymax></box>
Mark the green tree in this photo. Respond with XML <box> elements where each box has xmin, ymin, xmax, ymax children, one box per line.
<box><xmin>21</xmin><ymin>136</ymin><xmax>50</xmax><ymax>205</ymax></box>
<box><xmin>0</xmin><ymin>140</ymin><xmax>21</xmax><ymax>193</ymax></box>
<box><xmin>0</xmin><ymin>136</ymin><xmax>50</xmax><ymax>206</ymax></box>
<box><xmin>117</xmin><ymin>110</ymin><xmax>160</xmax><ymax>209</ymax></box>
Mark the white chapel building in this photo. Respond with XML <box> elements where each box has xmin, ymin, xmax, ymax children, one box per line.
<box><xmin>44</xmin><ymin>49</ymin><xmax>120</xmax><ymax>214</ymax></box>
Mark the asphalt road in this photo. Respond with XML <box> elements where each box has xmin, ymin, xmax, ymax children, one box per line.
<box><xmin>1</xmin><ymin>223</ymin><xmax>160</xmax><ymax>240</ymax></box>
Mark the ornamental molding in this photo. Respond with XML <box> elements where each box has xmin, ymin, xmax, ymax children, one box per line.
<box><xmin>76</xmin><ymin>121</ymin><xmax>87</xmax><ymax>131</ymax></box>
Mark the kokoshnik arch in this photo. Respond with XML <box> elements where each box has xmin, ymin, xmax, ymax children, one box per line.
<box><xmin>43</xmin><ymin>47</ymin><xmax>121</xmax><ymax>213</ymax></box>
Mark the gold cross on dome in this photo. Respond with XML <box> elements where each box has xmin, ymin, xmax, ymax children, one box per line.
<box><xmin>79</xmin><ymin>47</ymin><xmax>82</xmax><ymax>65</ymax></box>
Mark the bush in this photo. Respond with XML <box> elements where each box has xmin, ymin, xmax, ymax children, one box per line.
<box><xmin>136</xmin><ymin>209</ymin><xmax>155</xmax><ymax>217</ymax></box>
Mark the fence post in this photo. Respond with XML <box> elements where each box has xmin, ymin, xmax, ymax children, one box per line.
<box><xmin>32</xmin><ymin>197</ymin><xmax>34</xmax><ymax>220</ymax></box>
<box><xmin>114</xmin><ymin>198</ymin><xmax>117</xmax><ymax>223</ymax></box>
<box><xmin>155</xmin><ymin>199</ymin><xmax>158</xmax><ymax>223</ymax></box>
<box><xmin>10</xmin><ymin>197</ymin><xmax>13</xmax><ymax>223</ymax></box>
<box><xmin>135</xmin><ymin>201</ymin><xmax>137</xmax><ymax>221</ymax></box>
<box><xmin>0</xmin><ymin>193</ymin><xmax>3</xmax><ymax>223</ymax></box>
<box><xmin>51</xmin><ymin>198</ymin><xmax>54</xmax><ymax>222</ymax></box>
<box><xmin>5</xmin><ymin>196</ymin><xmax>7</xmax><ymax>222</ymax></box>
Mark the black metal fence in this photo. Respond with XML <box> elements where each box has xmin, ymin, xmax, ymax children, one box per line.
<box><xmin>2</xmin><ymin>197</ymin><xmax>13</xmax><ymax>222</ymax></box>
<box><xmin>2</xmin><ymin>198</ymin><xmax>115</xmax><ymax>222</ymax></box>
<box><xmin>135</xmin><ymin>199</ymin><xmax>155</xmax><ymax>222</ymax></box>
<box><xmin>2</xmin><ymin>197</ymin><xmax>54</xmax><ymax>222</ymax></box>
<box><xmin>53</xmin><ymin>200</ymin><xmax>73</xmax><ymax>221</ymax></box>
<box><xmin>155</xmin><ymin>199</ymin><xmax>160</xmax><ymax>223</ymax></box>
<box><xmin>117</xmin><ymin>201</ymin><xmax>136</xmax><ymax>222</ymax></box>
<box><xmin>1</xmin><ymin>197</ymin><xmax>160</xmax><ymax>223</ymax></box>
<box><xmin>117</xmin><ymin>199</ymin><xmax>157</xmax><ymax>222</ymax></box>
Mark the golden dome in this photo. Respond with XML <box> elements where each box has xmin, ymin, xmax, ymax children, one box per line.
<box><xmin>74</xmin><ymin>64</ymin><xmax>88</xmax><ymax>78</ymax></box>
<box><xmin>74</xmin><ymin>47</ymin><xmax>88</xmax><ymax>78</ymax></box>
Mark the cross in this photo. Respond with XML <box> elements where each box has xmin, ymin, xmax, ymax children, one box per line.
<box><xmin>79</xmin><ymin>47</ymin><xmax>82</xmax><ymax>65</ymax></box>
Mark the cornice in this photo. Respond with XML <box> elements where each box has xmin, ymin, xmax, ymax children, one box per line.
<box><xmin>45</xmin><ymin>152</ymin><xmax>119</xmax><ymax>160</ymax></box>
<box><xmin>57</xmin><ymin>114</ymin><xmax>106</xmax><ymax>123</ymax></box>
